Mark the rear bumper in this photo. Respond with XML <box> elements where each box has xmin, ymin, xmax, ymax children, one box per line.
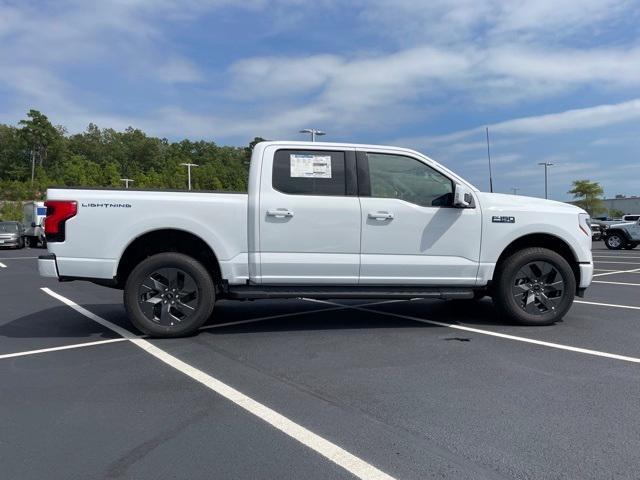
<box><xmin>579</xmin><ymin>262</ymin><xmax>594</xmax><ymax>289</ymax></box>
<box><xmin>39</xmin><ymin>254</ymin><xmax>59</xmax><ymax>278</ymax></box>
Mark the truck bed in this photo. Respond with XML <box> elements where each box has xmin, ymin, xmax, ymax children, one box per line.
<box><xmin>45</xmin><ymin>188</ymin><xmax>249</xmax><ymax>283</ymax></box>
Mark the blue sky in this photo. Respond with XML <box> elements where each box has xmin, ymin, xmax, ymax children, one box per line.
<box><xmin>1</xmin><ymin>0</ymin><xmax>639</xmax><ymax>199</ymax></box>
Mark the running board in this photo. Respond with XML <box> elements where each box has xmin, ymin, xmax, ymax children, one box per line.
<box><xmin>225</xmin><ymin>285</ymin><xmax>475</xmax><ymax>300</ymax></box>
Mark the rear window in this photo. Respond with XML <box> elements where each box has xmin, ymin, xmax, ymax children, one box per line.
<box><xmin>624</xmin><ymin>215</ymin><xmax>639</xmax><ymax>221</ymax></box>
<box><xmin>272</xmin><ymin>149</ymin><xmax>346</xmax><ymax>196</ymax></box>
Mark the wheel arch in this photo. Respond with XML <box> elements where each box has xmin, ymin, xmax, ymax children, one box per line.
<box><xmin>605</xmin><ymin>229</ymin><xmax>631</xmax><ymax>242</ymax></box>
<box><xmin>493</xmin><ymin>233</ymin><xmax>580</xmax><ymax>288</ymax></box>
<box><xmin>116</xmin><ymin>228</ymin><xmax>222</xmax><ymax>289</ymax></box>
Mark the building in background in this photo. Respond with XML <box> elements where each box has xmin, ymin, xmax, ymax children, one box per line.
<box><xmin>602</xmin><ymin>196</ymin><xmax>640</xmax><ymax>216</ymax></box>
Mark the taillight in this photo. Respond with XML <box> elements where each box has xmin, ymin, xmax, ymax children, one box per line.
<box><xmin>45</xmin><ymin>200</ymin><xmax>77</xmax><ymax>242</ymax></box>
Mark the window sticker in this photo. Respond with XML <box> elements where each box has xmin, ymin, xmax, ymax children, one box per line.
<box><xmin>290</xmin><ymin>154</ymin><xmax>332</xmax><ymax>178</ymax></box>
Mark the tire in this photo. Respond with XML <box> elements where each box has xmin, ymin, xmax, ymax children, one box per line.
<box><xmin>25</xmin><ymin>237</ymin><xmax>32</xmax><ymax>248</ymax></box>
<box><xmin>124</xmin><ymin>252</ymin><xmax>216</xmax><ymax>337</ymax></box>
<box><xmin>605</xmin><ymin>233</ymin><xmax>624</xmax><ymax>250</ymax></box>
<box><xmin>493</xmin><ymin>247</ymin><xmax>576</xmax><ymax>326</ymax></box>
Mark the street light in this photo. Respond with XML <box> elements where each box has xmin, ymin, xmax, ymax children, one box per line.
<box><xmin>120</xmin><ymin>178</ymin><xmax>134</xmax><ymax>189</ymax></box>
<box><xmin>538</xmin><ymin>162</ymin><xmax>554</xmax><ymax>199</ymax></box>
<box><xmin>180</xmin><ymin>163</ymin><xmax>198</xmax><ymax>191</ymax></box>
<box><xmin>299</xmin><ymin>129</ymin><xmax>326</xmax><ymax>142</ymax></box>
<box><xmin>511</xmin><ymin>187</ymin><xmax>519</xmax><ymax>195</ymax></box>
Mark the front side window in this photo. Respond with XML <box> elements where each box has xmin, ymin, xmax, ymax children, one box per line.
<box><xmin>272</xmin><ymin>149</ymin><xmax>346</xmax><ymax>196</ymax></box>
<box><xmin>367</xmin><ymin>153</ymin><xmax>454</xmax><ymax>207</ymax></box>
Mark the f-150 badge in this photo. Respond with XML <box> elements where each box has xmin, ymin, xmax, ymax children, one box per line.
<box><xmin>492</xmin><ymin>216</ymin><xmax>515</xmax><ymax>223</ymax></box>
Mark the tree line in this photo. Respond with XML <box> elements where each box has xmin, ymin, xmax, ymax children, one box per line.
<box><xmin>0</xmin><ymin>109</ymin><xmax>263</xmax><ymax>202</ymax></box>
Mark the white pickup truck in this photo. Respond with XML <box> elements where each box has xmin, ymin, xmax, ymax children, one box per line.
<box><xmin>39</xmin><ymin>141</ymin><xmax>593</xmax><ymax>337</ymax></box>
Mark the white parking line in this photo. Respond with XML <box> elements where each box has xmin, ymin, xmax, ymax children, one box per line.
<box><xmin>0</xmin><ymin>262</ymin><xmax>6</xmax><ymax>268</ymax></box>
<box><xmin>0</xmin><ymin>256</ymin><xmax>38</xmax><ymax>260</ymax></box>
<box><xmin>593</xmin><ymin>280</ymin><xmax>640</xmax><ymax>286</ymax></box>
<box><xmin>594</xmin><ymin>255</ymin><xmax>640</xmax><ymax>259</ymax></box>
<box><xmin>40</xmin><ymin>288</ymin><xmax>395</xmax><ymax>480</ymax></box>
<box><xmin>0</xmin><ymin>338</ymin><xmax>129</xmax><ymax>360</ymax></box>
<box><xmin>305</xmin><ymin>299</ymin><xmax>640</xmax><ymax>365</ymax></box>
<box><xmin>201</xmin><ymin>300</ymin><xmax>403</xmax><ymax>331</ymax></box>
<box><xmin>575</xmin><ymin>300</ymin><xmax>640</xmax><ymax>310</ymax></box>
<box><xmin>592</xmin><ymin>268</ymin><xmax>640</xmax><ymax>277</ymax></box>
<box><xmin>593</xmin><ymin>261</ymin><xmax>640</xmax><ymax>265</ymax></box>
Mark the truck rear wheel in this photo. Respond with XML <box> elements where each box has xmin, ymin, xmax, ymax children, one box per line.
<box><xmin>493</xmin><ymin>247</ymin><xmax>575</xmax><ymax>326</ymax></box>
<box><xmin>124</xmin><ymin>252</ymin><xmax>215</xmax><ymax>337</ymax></box>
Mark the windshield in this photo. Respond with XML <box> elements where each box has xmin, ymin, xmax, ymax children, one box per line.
<box><xmin>0</xmin><ymin>222</ymin><xmax>19</xmax><ymax>233</ymax></box>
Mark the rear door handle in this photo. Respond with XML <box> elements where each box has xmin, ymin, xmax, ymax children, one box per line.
<box><xmin>267</xmin><ymin>208</ymin><xmax>294</xmax><ymax>218</ymax></box>
<box><xmin>368</xmin><ymin>211</ymin><xmax>394</xmax><ymax>221</ymax></box>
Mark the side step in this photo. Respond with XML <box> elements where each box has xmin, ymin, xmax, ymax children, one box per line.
<box><xmin>225</xmin><ymin>285</ymin><xmax>475</xmax><ymax>300</ymax></box>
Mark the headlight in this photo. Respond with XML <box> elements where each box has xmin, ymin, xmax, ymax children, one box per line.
<box><xmin>579</xmin><ymin>213</ymin><xmax>591</xmax><ymax>236</ymax></box>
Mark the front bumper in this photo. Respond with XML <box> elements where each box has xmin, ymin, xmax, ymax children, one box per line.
<box><xmin>38</xmin><ymin>254</ymin><xmax>59</xmax><ymax>278</ymax></box>
<box><xmin>0</xmin><ymin>237</ymin><xmax>20</xmax><ymax>247</ymax></box>
<box><xmin>579</xmin><ymin>262</ymin><xmax>594</xmax><ymax>289</ymax></box>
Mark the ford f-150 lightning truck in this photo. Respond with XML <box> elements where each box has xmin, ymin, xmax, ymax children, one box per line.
<box><xmin>39</xmin><ymin>141</ymin><xmax>593</xmax><ymax>337</ymax></box>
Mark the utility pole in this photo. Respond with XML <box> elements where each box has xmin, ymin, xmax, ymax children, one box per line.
<box><xmin>180</xmin><ymin>163</ymin><xmax>198</xmax><ymax>190</ymax></box>
<box><xmin>485</xmin><ymin>127</ymin><xmax>494</xmax><ymax>193</ymax></box>
<box><xmin>299</xmin><ymin>129</ymin><xmax>326</xmax><ymax>142</ymax></box>
<box><xmin>511</xmin><ymin>187</ymin><xmax>519</xmax><ymax>195</ymax></box>
<box><xmin>120</xmin><ymin>178</ymin><xmax>134</xmax><ymax>189</ymax></box>
<box><xmin>538</xmin><ymin>162</ymin><xmax>554</xmax><ymax>199</ymax></box>
<box><xmin>31</xmin><ymin>149</ymin><xmax>36</xmax><ymax>185</ymax></box>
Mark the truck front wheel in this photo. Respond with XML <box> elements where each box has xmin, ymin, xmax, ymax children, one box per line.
<box><xmin>605</xmin><ymin>233</ymin><xmax>624</xmax><ymax>250</ymax></box>
<box><xmin>124</xmin><ymin>252</ymin><xmax>215</xmax><ymax>337</ymax></box>
<box><xmin>493</xmin><ymin>248</ymin><xmax>575</xmax><ymax>326</ymax></box>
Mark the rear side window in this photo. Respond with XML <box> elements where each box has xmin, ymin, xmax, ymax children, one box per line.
<box><xmin>272</xmin><ymin>149</ymin><xmax>346</xmax><ymax>196</ymax></box>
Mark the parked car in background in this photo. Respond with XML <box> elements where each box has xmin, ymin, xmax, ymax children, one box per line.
<box><xmin>591</xmin><ymin>223</ymin><xmax>602</xmax><ymax>241</ymax></box>
<box><xmin>602</xmin><ymin>218</ymin><xmax>640</xmax><ymax>250</ymax></box>
<box><xmin>22</xmin><ymin>201</ymin><xmax>47</xmax><ymax>247</ymax></box>
<box><xmin>0</xmin><ymin>221</ymin><xmax>25</xmax><ymax>249</ymax></box>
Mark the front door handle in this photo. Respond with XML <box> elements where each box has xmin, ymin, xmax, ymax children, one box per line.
<box><xmin>267</xmin><ymin>208</ymin><xmax>294</xmax><ymax>218</ymax></box>
<box><xmin>368</xmin><ymin>211</ymin><xmax>394</xmax><ymax>221</ymax></box>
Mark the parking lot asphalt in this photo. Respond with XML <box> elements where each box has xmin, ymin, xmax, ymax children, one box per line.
<box><xmin>2</xmin><ymin>243</ymin><xmax>640</xmax><ymax>480</ymax></box>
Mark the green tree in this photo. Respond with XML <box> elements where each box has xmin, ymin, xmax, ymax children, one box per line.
<box><xmin>18</xmin><ymin>110</ymin><xmax>60</xmax><ymax>180</ymax></box>
<box><xmin>609</xmin><ymin>208</ymin><xmax>625</xmax><ymax>219</ymax></box>
<box><xmin>568</xmin><ymin>180</ymin><xmax>604</xmax><ymax>216</ymax></box>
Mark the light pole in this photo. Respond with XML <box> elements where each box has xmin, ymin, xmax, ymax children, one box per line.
<box><xmin>299</xmin><ymin>129</ymin><xmax>326</xmax><ymax>142</ymax></box>
<box><xmin>120</xmin><ymin>178</ymin><xmax>134</xmax><ymax>189</ymax></box>
<box><xmin>180</xmin><ymin>163</ymin><xmax>198</xmax><ymax>190</ymax></box>
<box><xmin>511</xmin><ymin>187</ymin><xmax>519</xmax><ymax>195</ymax></box>
<box><xmin>485</xmin><ymin>127</ymin><xmax>494</xmax><ymax>193</ymax></box>
<box><xmin>538</xmin><ymin>162</ymin><xmax>553</xmax><ymax>199</ymax></box>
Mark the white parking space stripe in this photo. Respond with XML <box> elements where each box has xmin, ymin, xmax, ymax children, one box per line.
<box><xmin>593</xmin><ymin>268</ymin><xmax>640</xmax><ymax>277</ymax></box>
<box><xmin>306</xmin><ymin>299</ymin><xmax>640</xmax><ymax>365</ymax></box>
<box><xmin>41</xmin><ymin>288</ymin><xmax>395</xmax><ymax>480</ymax></box>
<box><xmin>593</xmin><ymin>280</ymin><xmax>640</xmax><ymax>286</ymax></box>
<box><xmin>575</xmin><ymin>300</ymin><xmax>640</xmax><ymax>311</ymax></box>
<box><xmin>0</xmin><ymin>256</ymin><xmax>38</xmax><ymax>260</ymax></box>
<box><xmin>594</xmin><ymin>255</ymin><xmax>640</xmax><ymax>259</ymax></box>
<box><xmin>0</xmin><ymin>338</ymin><xmax>129</xmax><ymax>360</ymax></box>
<box><xmin>594</xmin><ymin>261</ymin><xmax>640</xmax><ymax>265</ymax></box>
<box><xmin>201</xmin><ymin>300</ymin><xmax>403</xmax><ymax>331</ymax></box>
<box><xmin>0</xmin><ymin>262</ymin><xmax>6</xmax><ymax>268</ymax></box>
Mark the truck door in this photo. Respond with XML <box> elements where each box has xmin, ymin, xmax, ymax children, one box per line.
<box><xmin>256</xmin><ymin>146</ymin><xmax>361</xmax><ymax>284</ymax></box>
<box><xmin>357</xmin><ymin>149</ymin><xmax>481</xmax><ymax>285</ymax></box>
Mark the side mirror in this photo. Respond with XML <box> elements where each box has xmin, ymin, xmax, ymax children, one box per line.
<box><xmin>31</xmin><ymin>222</ymin><xmax>37</xmax><ymax>228</ymax></box>
<box><xmin>453</xmin><ymin>184</ymin><xmax>473</xmax><ymax>208</ymax></box>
